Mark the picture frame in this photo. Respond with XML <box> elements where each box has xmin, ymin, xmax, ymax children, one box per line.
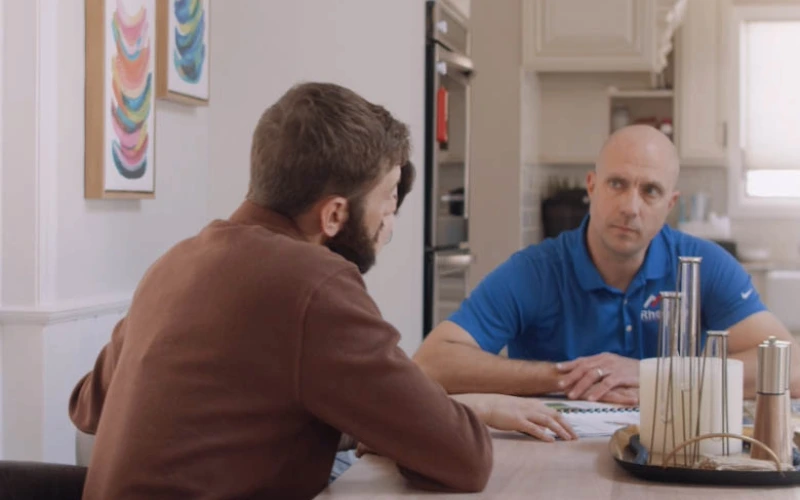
<box><xmin>156</xmin><ymin>0</ymin><xmax>210</xmax><ymax>106</ymax></box>
<box><xmin>85</xmin><ymin>0</ymin><xmax>157</xmax><ymax>199</ymax></box>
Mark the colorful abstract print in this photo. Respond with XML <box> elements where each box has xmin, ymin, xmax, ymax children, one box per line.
<box><xmin>110</xmin><ymin>0</ymin><xmax>152</xmax><ymax>180</ymax></box>
<box><xmin>173</xmin><ymin>0</ymin><xmax>206</xmax><ymax>84</ymax></box>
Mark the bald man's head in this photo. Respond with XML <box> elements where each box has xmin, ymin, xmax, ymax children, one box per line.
<box><xmin>585</xmin><ymin>124</ymin><xmax>681</xmax><ymax>261</ymax></box>
<box><xmin>597</xmin><ymin>124</ymin><xmax>680</xmax><ymax>192</ymax></box>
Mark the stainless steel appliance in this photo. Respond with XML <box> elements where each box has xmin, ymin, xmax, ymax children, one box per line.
<box><xmin>423</xmin><ymin>0</ymin><xmax>474</xmax><ymax>335</ymax></box>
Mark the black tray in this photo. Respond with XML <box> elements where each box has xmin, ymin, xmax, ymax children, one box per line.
<box><xmin>609</xmin><ymin>425</ymin><xmax>800</xmax><ymax>487</ymax></box>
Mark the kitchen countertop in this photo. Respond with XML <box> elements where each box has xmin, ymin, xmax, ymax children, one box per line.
<box><xmin>741</xmin><ymin>260</ymin><xmax>800</xmax><ymax>273</ymax></box>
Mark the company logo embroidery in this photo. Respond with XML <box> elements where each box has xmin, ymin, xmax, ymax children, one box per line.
<box><xmin>641</xmin><ymin>294</ymin><xmax>662</xmax><ymax>322</ymax></box>
<box><xmin>741</xmin><ymin>288</ymin><xmax>754</xmax><ymax>300</ymax></box>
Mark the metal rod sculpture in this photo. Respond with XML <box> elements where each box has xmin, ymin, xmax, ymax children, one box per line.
<box><xmin>646</xmin><ymin>256</ymin><xmax>732</xmax><ymax>467</ymax></box>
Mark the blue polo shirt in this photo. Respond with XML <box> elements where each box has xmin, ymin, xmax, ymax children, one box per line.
<box><xmin>448</xmin><ymin>217</ymin><xmax>766</xmax><ymax>361</ymax></box>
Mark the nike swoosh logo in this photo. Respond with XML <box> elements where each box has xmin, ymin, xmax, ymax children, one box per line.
<box><xmin>741</xmin><ymin>289</ymin><xmax>754</xmax><ymax>299</ymax></box>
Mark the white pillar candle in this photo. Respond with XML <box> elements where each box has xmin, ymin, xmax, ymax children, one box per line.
<box><xmin>639</xmin><ymin>357</ymin><xmax>744</xmax><ymax>460</ymax></box>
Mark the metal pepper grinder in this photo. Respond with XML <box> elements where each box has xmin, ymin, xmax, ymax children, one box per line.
<box><xmin>751</xmin><ymin>336</ymin><xmax>793</xmax><ymax>464</ymax></box>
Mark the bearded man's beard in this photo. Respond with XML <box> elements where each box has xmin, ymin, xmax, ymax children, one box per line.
<box><xmin>325</xmin><ymin>202</ymin><xmax>381</xmax><ymax>274</ymax></box>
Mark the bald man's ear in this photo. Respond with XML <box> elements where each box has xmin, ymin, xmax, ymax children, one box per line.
<box><xmin>667</xmin><ymin>190</ymin><xmax>681</xmax><ymax>211</ymax></box>
<box><xmin>586</xmin><ymin>170</ymin><xmax>597</xmax><ymax>197</ymax></box>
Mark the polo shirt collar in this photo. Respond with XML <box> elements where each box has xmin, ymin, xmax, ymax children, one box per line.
<box><xmin>569</xmin><ymin>216</ymin><xmax>669</xmax><ymax>292</ymax></box>
<box><xmin>641</xmin><ymin>227</ymin><xmax>670</xmax><ymax>281</ymax></box>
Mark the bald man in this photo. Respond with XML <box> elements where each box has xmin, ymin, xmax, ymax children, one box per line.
<box><xmin>414</xmin><ymin>124</ymin><xmax>800</xmax><ymax>405</ymax></box>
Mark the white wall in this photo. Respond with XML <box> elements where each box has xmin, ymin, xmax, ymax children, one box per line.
<box><xmin>1</xmin><ymin>0</ymin><xmax>37</xmax><ymax>307</ymax></box>
<box><xmin>207</xmin><ymin>0</ymin><xmax>425</xmax><ymax>355</ymax></box>
<box><xmin>0</xmin><ymin>0</ymin><xmax>5</xmax><ymax>457</ymax></box>
<box><xmin>54</xmin><ymin>2</ymin><xmax>210</xmax><ymax>301</ymax></box>
<box><xmin>0</xmin><ymin>0</ymin><xmax>210</xmax><ymax>463</ymax></box>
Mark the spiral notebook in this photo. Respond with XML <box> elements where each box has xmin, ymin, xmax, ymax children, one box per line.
<box><xmin>543</xmin><ymin>400</ymin><xmax>640</xmax><ymax>438</ymax></box>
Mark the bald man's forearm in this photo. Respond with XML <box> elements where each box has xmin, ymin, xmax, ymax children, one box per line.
<box><xmin>413</xmin><ymin>324</ymin><xmax>561</xmax><ymax>395</ymax></box>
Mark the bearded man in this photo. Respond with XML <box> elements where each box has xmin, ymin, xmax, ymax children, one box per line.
<box><xmin>68</xmin><ymin>82</ymin><xmax>576</xmax><ymax>500</ymax></box>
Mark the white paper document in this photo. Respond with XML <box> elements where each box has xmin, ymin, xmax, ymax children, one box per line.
<box><xmin>556</xmin><ymin>411</ymin><xmax>640</xmax><ymax>438</ymax></box>
<box><xmin>542</xmin><ymin>399</ymin><xmax>640</xmax><ymax>438</ymax></box>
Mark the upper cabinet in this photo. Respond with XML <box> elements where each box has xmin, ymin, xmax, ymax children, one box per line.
<box><xmin>674</xmin><ymin>0</ymin><xmax>727</xmax><ymax>166</ymax></box>
<box><xmin>522</xmin><ymin>0</ymin><xmax>686</xmax><ymax>73</ymax></box>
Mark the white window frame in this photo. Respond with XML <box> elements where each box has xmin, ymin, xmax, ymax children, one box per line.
<box><xmin>726</xmin><ymin>3</ymin><xmax>800</xmax><ymax>219</ymax></box>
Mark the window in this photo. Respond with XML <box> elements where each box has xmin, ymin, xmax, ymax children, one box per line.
<box><xmin>740</xmin><ymin>21</ymin><xmax>800</xmax><ymax>199</ymax></box>
<box><xmin>729</xmin><ymin>6</ymin><xmax>800</xmax><ymax>215</ymax></box>
<box><xmin>745</xmin><ymin>170</ymin><xmax>800</xmax><ymax>199</ymax></box>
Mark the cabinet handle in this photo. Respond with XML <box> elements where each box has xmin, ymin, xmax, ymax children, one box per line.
<box><xmin>740</xmin><ymin>149</ymin><xmax>748</xmax><ymax>180</ymax></box>
<box><xmin>720</xmin><ymin>122</ymin><xmax>728</xmax><ymax>148</ymax></box>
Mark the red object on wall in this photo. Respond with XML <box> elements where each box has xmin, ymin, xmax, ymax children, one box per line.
<box><xmin>436</xmin><ymin>85</ymin><xmax>449</xmax><ymax>147</ymax></box>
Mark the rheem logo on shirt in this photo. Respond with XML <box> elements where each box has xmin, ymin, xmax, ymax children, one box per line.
<box><xmin>641</xmin><ymin>294</ymin><xmax>662</xmax><ymax>322</ymax></box>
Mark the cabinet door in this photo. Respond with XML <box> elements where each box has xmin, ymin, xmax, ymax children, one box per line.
<box><xmin>522</xmin><ymin>0</ymin><xmax>655</xmax><ymax>71</ymax></box>
<box><xmin>675</xmin><ymin>0</ymin><xmax>727</xmax><ymax>166</ymax></box>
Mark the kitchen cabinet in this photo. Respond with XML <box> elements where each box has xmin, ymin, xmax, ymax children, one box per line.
<box><xmin>536</xmin><ymin>72</ymin><xmax>665</xmax><ymax>165</ymax></box>
<box><xmin>674</xmin><ymin>0</ymin><xmax>727</xmax><ymax>166</ymax></box>
<box><xmin>522</xmin><ymin>0</ymin><xmax>685</xmax><ymax>73</ymax></box>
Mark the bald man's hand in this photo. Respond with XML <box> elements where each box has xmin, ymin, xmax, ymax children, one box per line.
<box><xmin>555</xmin><ymin>353</ymin><xmax>639</xmax><ymax>405</ymax></box>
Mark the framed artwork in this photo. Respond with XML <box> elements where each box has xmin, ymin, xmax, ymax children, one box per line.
<box><xmin>85</xmin><ymin>0</ymin><xmax>157</xmax><ymax>199</ymax></box>
<box><xmin>156</xmin><ymin>0</ymin><xmax>210</xmax><ymax>105</ymax></box>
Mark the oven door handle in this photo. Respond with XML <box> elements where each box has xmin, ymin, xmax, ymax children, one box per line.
<box><xmin>436</xmin><ymin>253</ymin><xmax>473</xmax><ymax>276</ymax></box>
<box><xmin>437</xmin><ymin>48</ymin><xmax>474</xmax><ymax>77</ymax></box>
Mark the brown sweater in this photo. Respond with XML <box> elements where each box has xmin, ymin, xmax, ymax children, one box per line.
<box><xmin>69</xmin><ymin>201</ymin><xmax>492</xmax><ymax>499</ymax></box>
